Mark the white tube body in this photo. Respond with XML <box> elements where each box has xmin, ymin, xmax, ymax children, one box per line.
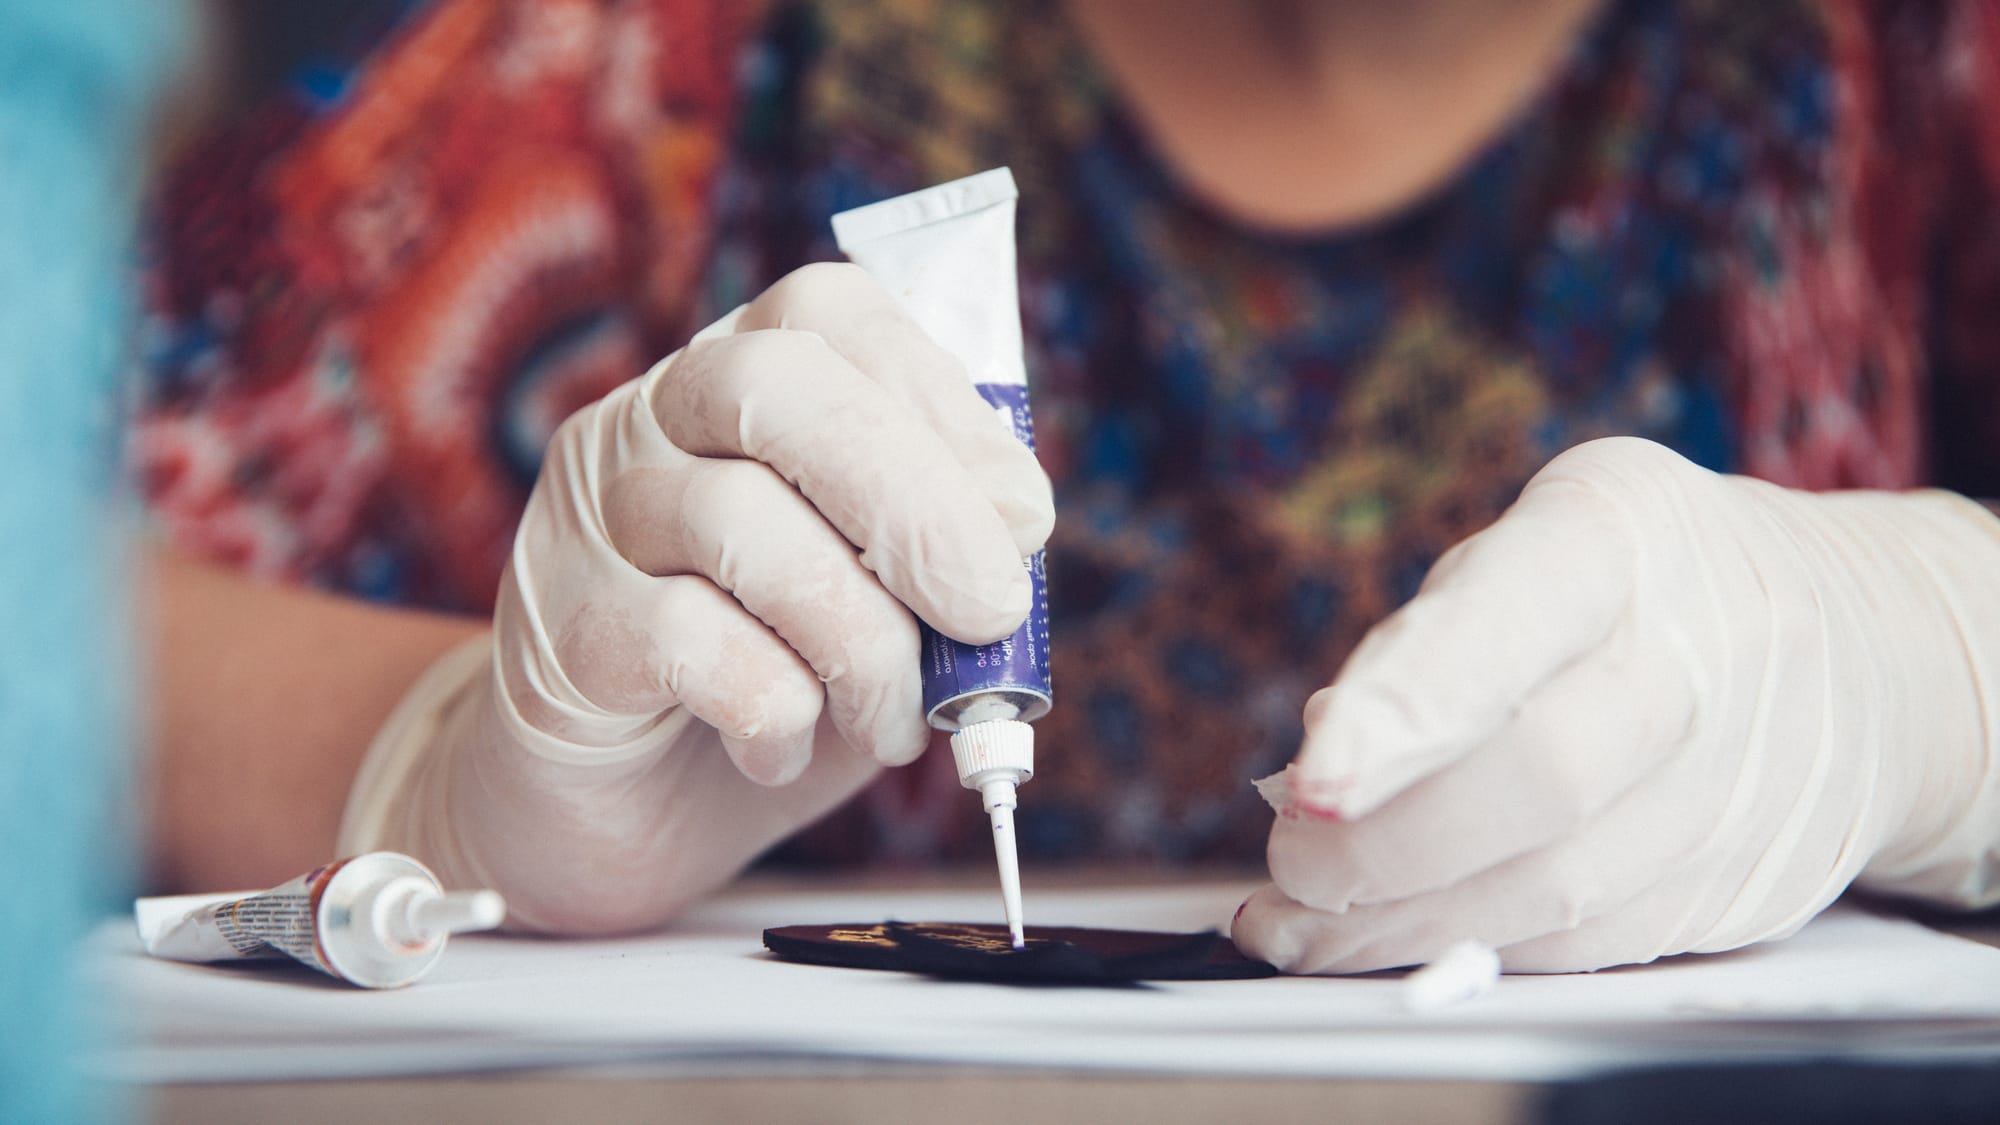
<box><xmin>830</xmin><ymin>167</ymin><xmax>1027</xmax><ymax>393</ymax></box>
<box><xmin>135</xmin><ymin>852</ymin><xmax>504</xmax><ymax>989</ymax></box>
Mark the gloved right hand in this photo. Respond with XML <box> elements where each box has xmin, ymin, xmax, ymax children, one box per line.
<box><xmin>336</xmin><ymin>262</ymin><xmax>1054</xmax><ymax>934</ymax></box>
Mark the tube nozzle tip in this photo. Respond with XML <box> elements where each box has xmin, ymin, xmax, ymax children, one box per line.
<box><xmin>415</xmin><ymin>889</ymin><xmax>507</xmax><ymax>936</ymax></box>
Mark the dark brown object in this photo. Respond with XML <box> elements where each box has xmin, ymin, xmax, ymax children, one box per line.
<box><xmin>762</xmin><ymin>921</ymin><xmax>1277</xmax><ymax>984</ymax></box>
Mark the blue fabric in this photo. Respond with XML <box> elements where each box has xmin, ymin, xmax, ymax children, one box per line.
<box><xmin>0</xmin><ymin>2</ymin><xmax>187</xmax><ymax>1120</ymax></box>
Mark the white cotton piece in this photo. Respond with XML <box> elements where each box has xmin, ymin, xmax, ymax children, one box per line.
<box><xmin>1402</xmin><ymin>940</ymin><xmax>1501</xmax><ymax>1012</ymax></box>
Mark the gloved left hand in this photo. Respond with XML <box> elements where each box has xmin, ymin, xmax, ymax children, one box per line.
<box><xmin>1233</xmin><ymin>437</ymin><xmax>2000</xmax><ymax>974</ymax></box>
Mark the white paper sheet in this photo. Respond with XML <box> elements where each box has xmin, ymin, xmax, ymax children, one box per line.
<box><xmin>86</xmin><ymin>880</ymin><xmax>2000</xmax><ymax>1084</ymax></box>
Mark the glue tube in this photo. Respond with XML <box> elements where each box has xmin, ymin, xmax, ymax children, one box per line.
<box><xmin>832</xmin><ymin>169</ymin><xmax>1050</xmax><ymax>948</ymax></box>
<box><xmin>135</xmin><ymin>852</ymin><xmax>504</xmax><ymax>989</ymax></box>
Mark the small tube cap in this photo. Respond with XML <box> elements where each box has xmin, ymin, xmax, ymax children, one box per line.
<box><xmin>950</xmin><ymin>719</ymin><xmax>1034</xmax><ymax>788</ymax></box>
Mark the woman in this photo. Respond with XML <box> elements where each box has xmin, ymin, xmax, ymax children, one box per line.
<box><xmin>138</xmin><ymin>0</ymin><xmax>2000</xmax><ymax>970</ymax></box>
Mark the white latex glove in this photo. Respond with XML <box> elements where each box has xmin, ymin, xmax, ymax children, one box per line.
<box><xmin>1233</xmin><ymin>437</ymin><xmax>2000</xmax><ymax>974</ymax></box>
<box><xmin>337</xmin><ymin>263</ymin><xmax>1054</xmax><ymax>934</ymax></box>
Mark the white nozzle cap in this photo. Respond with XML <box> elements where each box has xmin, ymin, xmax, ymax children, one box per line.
<box><xmin>951</xmin><ymin>718</ymin><xmax>1034</xmax><ymax>791</ymax></box>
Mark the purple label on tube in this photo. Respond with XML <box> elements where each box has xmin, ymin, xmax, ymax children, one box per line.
<box><xmin>920</xmin><ymin>384</ymin><xmax>1053</xmax><ymax>727</ymax></box>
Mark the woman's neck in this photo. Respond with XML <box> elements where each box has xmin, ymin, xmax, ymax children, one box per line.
<box><xmin>1065</xmin><ymin>0</ymin><xmax>1604</xmax><ymax>233</ymax></box>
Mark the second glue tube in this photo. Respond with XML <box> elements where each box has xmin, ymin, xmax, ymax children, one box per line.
<box><xmin>832</xmin><ymin>168</ymin><xmax>1050</xmax><ymax>947</ymax></box>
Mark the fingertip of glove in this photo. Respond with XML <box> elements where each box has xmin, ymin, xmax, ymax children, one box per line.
<box><xmin>1231</xmin><ymin>886</ymin><xmax>1381</xmax><ymax>975</ymax></box>
<box><xmin>931</xmin><ymin>569</ymin><xmax>1033</xmax><ymax>647</ymax></box>
<box><xmin>1292</xmin><ymin>707</ymin><xmax>1412</xmax><ymax>821</ymax></box>
<box><xmin>1227</xmin><ymin>885</ymin><xmax>1299</xmax><ymax>966</ymax></box>
<box><xmin>1004</xmin><ymin>493</ymin><xmax>1056</xmax><ymax>557</ymax></box>
<box><xmin>991</xmin><ymin>463</ymin><xmax>1056</xmax><ymax>551</ymax></box>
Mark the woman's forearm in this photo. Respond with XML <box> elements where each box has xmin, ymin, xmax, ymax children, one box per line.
<box><xmin>140</xmin><ymin>545</ymin><xmax>484</xmax><ymax>892</ymax></box>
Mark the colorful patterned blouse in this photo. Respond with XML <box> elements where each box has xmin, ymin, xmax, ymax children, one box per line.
<box><xmin>135</xmin><ymin>0</ymin><xmax>2000</xmax><ymax>868</ymax></box>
